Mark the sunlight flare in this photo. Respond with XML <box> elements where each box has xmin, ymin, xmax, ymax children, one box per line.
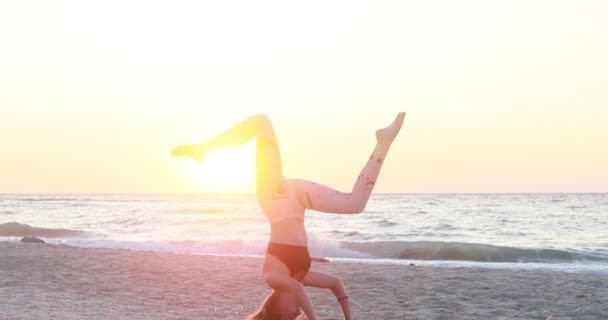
<box><xmin>192</xmin><ymin>143</ymin><xmax>256</xmax><ymax>193</ymax></box>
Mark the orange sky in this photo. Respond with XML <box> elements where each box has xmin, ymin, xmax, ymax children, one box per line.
<box><xmin>1</xmin><ymin>1</ymin><xmax>607</xmax><ymax>193</ymax></box>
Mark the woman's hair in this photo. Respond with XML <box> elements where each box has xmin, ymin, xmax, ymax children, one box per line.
<box><xmin>246</xmin><ymin>292</ymin><xmax>302</xmax><ymax>320</ymax></box>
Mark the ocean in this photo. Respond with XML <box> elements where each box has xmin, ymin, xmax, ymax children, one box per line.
<box><xmin>1</xmin><ymin>193</ymin><xmax>607</xmax><ymax>274</ymax></box>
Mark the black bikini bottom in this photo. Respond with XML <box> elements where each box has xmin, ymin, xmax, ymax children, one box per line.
<box><xmin>267</xmin><ymin>242</ymin><xmax>311</xmax><ymax>279</ymax></box>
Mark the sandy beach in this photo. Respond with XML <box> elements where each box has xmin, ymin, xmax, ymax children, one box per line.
<box><xmin>0</xmin><ymin>242</ymin><xmax>606</xmax><ymax>320</ymax></box>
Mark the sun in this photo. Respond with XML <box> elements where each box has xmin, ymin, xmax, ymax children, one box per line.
<box><xmin>193</xmin><ymin>142</ymin><xmax>256</xmax><ymax>193</ymax></box>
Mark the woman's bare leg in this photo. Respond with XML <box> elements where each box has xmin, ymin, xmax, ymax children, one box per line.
<box><xmin>290</xmin><ymin>112</ymin><xmax>406</xmax><ymax>214</ymax></box>
<box><xmin>172</xmin><ymin>114</ymin><xmax>285</xmax><ymax>206</ymax></box>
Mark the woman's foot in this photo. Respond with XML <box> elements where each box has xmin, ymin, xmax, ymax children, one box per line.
<box><xmin>171</xmin><ymin>144</ymin><xmax>207</xmax><ymax>162</ymax></box>
<box><xmin>376</xmin><ymin>112</ymin><xmax>406</xmax><ymax>147</ymax></box>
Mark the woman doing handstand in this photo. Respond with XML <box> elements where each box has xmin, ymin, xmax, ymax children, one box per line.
<box><xmin>172</xmin><ymin>112</ymin><xmax>406</xmax><ymax>320</ymax></box>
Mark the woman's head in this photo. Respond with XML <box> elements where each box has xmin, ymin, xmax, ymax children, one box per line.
<box><xmin>247</xmin><ymin>290</ymin><xmax>301</xmax><ymax>320</ymax></box>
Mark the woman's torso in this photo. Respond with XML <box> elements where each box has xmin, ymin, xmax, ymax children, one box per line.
<box><xmin>262</xmin><ymin>180</ymin><xmax>308</xmax><ymax>246</ymax></box>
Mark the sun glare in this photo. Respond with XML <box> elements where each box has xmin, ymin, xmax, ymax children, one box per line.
<box><xmin>193</xmin><ymin>143</ymin><xmax>256</xmax><ymax>193</ymax></box>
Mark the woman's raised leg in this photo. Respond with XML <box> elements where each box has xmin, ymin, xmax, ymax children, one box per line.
<box><xmin>290</xmin><ymin>112</ymin><xmax>405</xmax><ymax>214</ymax></box>
<box><xmin>172</xmin><ymin>114</ymin><xmax>285</xmax><ymax>207</ymax></box>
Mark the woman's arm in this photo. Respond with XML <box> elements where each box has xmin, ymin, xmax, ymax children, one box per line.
<box><xmin>301</xmin><ymin>271</ymin><xmax>352</xmax><ymax>320</ymax></box>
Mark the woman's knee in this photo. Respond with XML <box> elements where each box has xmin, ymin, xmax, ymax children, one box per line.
<box><xmin>251</xmin><ymin>114</ymin><xmax>276</xmax><ymax>138</ymax></box>
<box><xmin>252</xmin><ymin>114</ymin><xmax>272</xmax><ymax>128</ymax></box>
<box><xmin>342</xmin><ymin>196</ymin><xmax>366</xmax><ymax>214</ymax></box>
<box><xmin>351</xmin><ymin>201</ymin><xmax>366</xmax><ymax>214</ymax></box>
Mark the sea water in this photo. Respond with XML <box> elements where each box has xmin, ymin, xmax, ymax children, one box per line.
<box><xmin>1</xmin><ymin>193</ymin><xmax>607</xmax><ymax>274</ymax></box>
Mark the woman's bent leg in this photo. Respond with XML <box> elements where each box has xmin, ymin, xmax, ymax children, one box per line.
<box><xmin>289</xmin><ymin>112</ymin><xmax>405</xmax><ymax>214</ymax></box>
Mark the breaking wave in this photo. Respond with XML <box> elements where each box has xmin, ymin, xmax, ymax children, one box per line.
<box><xmin>341</xmin><ymin>241</ymin><xmax>608</xmax><ymax>263</ymax></box>
<box><xmin>0</xmin><ymin>222</ymin><xmax>84</xmax><ymax>238</ymax></box>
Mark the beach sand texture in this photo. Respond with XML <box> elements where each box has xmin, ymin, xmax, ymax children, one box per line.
<box><xmin>1</xmin><ymin>242</ymin><xmax>606</xmax><ymax>320</ymax></box>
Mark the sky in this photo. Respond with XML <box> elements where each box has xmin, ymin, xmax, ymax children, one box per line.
<box><xmin>1</xmin><ymin>0</ymin><xmax>607</xmax><ymax>194</ymax></box>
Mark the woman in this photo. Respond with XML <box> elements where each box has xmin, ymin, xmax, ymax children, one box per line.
<box><xmin>172</xmin><ymin>112</ymin><xmax>405</xmax><ymax>320</ymax></box>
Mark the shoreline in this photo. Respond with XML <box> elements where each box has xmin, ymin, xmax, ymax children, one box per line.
<box><xmin>2</xmin><ymin>235</ymin><xmax>608</xmax><ymax>276</ymax></box>
<box><xmin>1</xmin><ymin>242</ymin><xmax>607</xmax><ymax>319</ymax></box>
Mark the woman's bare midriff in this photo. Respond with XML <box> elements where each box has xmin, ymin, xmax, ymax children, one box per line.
<box><xmin>269</xmin><ymin>219</ymin><xmax>308</xmax><ymax>246</ymax></box>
